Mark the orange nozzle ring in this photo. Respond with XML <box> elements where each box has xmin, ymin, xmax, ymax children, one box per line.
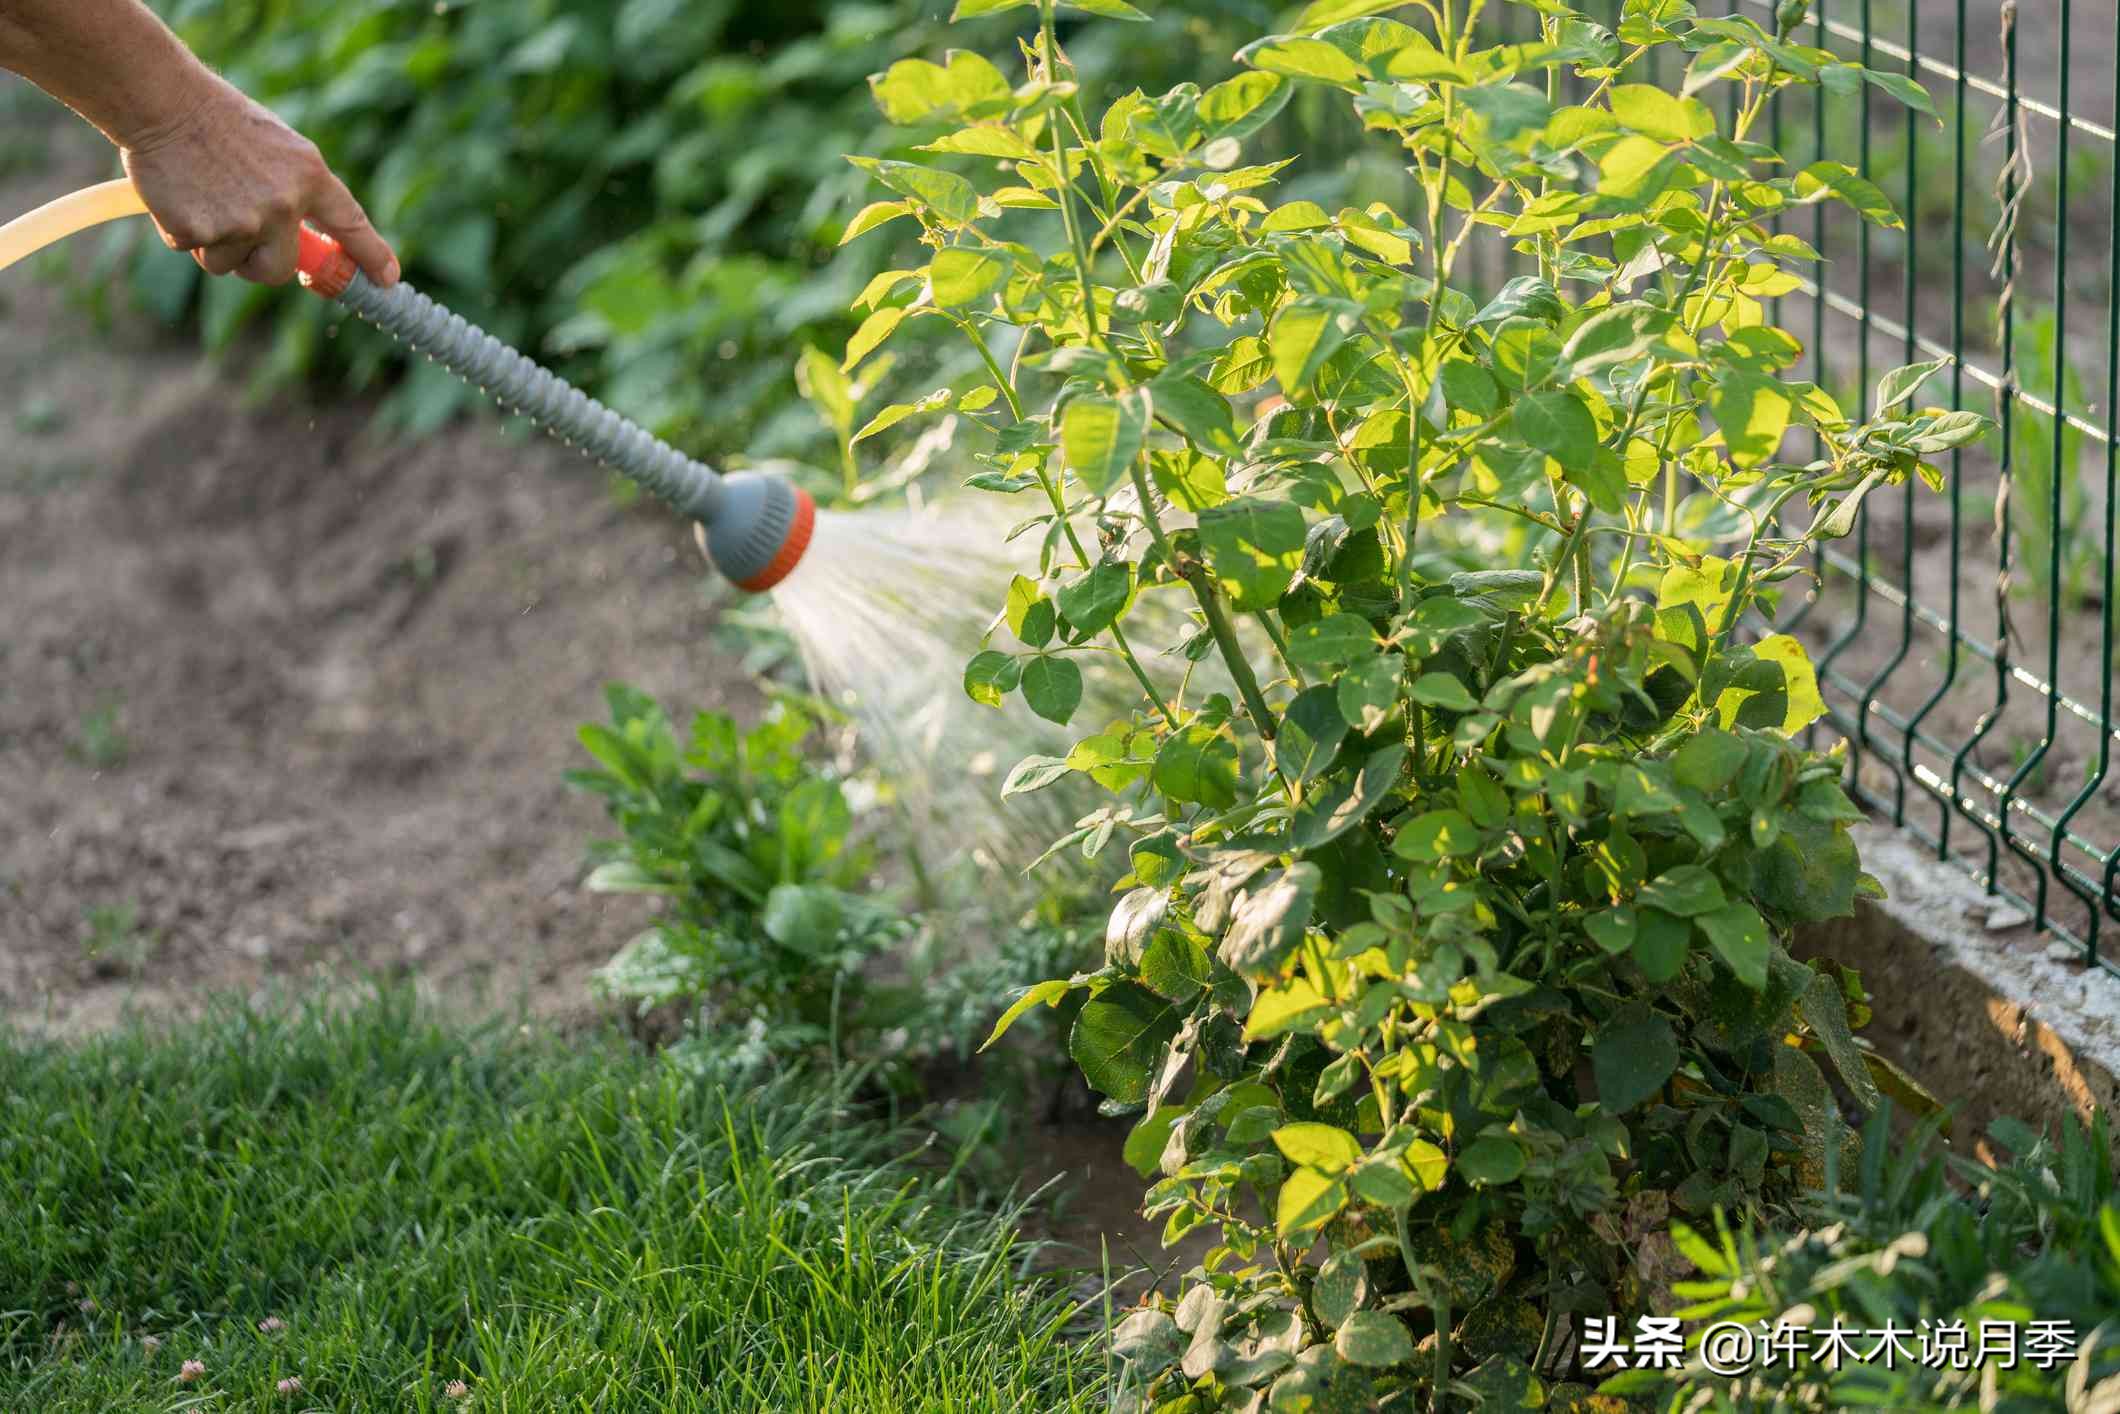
<box><xmin>736</xmin><ymin>488</ymin><xmax>815</xmax><ymax>593</ymax></box>
<box><xmin>296</xmin><ymin>225</ymin><xmax>356</xmax><ymax>299</ymax></box>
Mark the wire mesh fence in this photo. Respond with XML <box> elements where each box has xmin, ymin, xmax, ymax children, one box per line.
<box><xmin>1464</xmin><ymin>1</ymin><xmax>2120</xmax><ymax>963</ymax></box>
<box><xmin>1751</xmin><ymin>0</ymin><xmax>2120</xmax><ymax>965</ymax></box>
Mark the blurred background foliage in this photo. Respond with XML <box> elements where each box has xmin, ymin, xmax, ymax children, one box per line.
<box><xmin>109</xmin><ymin>0</ymin><xmax>1373</xmax><ymax>463</ymax></box>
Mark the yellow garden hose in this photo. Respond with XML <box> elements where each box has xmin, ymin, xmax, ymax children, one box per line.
<box><xmin>0</xmin><ymin>178</ymin><xmax>148</xmax><ymax>274</ymax></box>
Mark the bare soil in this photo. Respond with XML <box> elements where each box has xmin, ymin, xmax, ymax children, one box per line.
<box><xmin>0</xmin><ymin>121</ymin><xmax>750</xmax><ymax>1034</ymax></box>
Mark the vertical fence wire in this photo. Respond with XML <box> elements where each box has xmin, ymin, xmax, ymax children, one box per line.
<box><xmin>1463</xmin><ymin>2</ymin><xmax>2119</xmax><ymax>962</ymax></box>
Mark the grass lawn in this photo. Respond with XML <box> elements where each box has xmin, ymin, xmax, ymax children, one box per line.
<box><xmin>0</xmin><ymin>993</ymin><xmax>1106</xmax><ymax>1412</ymax></box>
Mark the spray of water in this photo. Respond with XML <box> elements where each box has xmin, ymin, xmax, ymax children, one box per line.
<box><xmin>766</xmin><ymin>500</ymin><xmax>1066</xmax><ymax>869</ymax></box>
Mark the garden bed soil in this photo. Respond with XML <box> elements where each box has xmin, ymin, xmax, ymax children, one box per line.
<box><xmin>0</xmin><ymin>118</ymin><xmax>751</xmax><ymax>1033</ymax></box>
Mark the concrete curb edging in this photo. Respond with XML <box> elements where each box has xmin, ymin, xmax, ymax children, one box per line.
<box><xmin>1793</xmin><ymin>824</ymin><xmax>2120</xmax><ymax>1164</ymax></box>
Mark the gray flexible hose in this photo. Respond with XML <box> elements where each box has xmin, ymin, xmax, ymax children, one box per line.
<box><xmin>335</xmin><ymin>270</ymin><xmax>726</xmax><ymax>521</ymax></box>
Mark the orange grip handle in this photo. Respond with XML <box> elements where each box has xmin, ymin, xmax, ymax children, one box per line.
<box><xmin>296</xmin><ymin>225</ymin><xmax>356</xmax><ymax>299</ymax></box>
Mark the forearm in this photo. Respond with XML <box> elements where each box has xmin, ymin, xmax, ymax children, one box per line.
<box><xmin>0</xmin><ymin>0</ymin><xmax>215</xmax><ymax>151</ymax></box>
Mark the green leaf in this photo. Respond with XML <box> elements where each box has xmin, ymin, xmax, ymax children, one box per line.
<box><xmin>1472</xmin><ymin>275</ymin><xmax>1563</xmax><ymax>326</ymax></box>
<box><xmin>1237</xmin><ymin>36</ymin><xmax>1366</xmax><ymax>88</ymax></box>
<box><xmin>1062</xmin><ymin>390</ymin><xmax>1151</xmax><ymax>495</ymax></box>
<box><xmin>1633</xmin><ymin>907</ymin><xmax>1691</xmax><ymax>982</ymax></box>
<box><xmin>1020</xmin><ymin>656</ymin><xmax>1083</xmax><ymax>725</ymax></box>
<box><xmin>963</xmin><ymin>649</ymin><xmax>1020</xmax><ymax>707</ymax></box>
<box><xmin>1439</xmin><ymin>359</ymin><xmax>1500</xmax><ymax>415</ymax></box>
<box><xmin>1141</xmin><ymin>932</ymin><xmax>1214</xmax><ymax>1003</ymax></box>
<box><xmin>1148</xmin><ymin>372</ymin><xmax>1242</xmax><ymax>456</ymax></box>
<box><xmin>929</xmin><ymin>247</ymin><xmax>1007</xmax><ymax>307</ymax></box>
<box><xmin>1393</xmin><ymin>808</ymin><xmax>1479</xmax><ymax>861</ymax></box>
<box><xmin>839</xmin><ymin>199</ymin><xmax>911</xmax><ymax>245</ymax></box>
<box><xmin>1070</xmin><ymin>981</ymin><xmax>1181</xmax><ymax>1105</ymax></box>
<box><xmin>1293</xmin><ymin>744</ymin><xmax>1406</xmax><ymax>848</ymax></box>
<box><xmin>583</xmin><ymin>860</ymin><xmax>677</xmax><ymax>895</ymax></box>
<box><xmin>1708</xmin><ymin>370</ymin><xmax>1793</xmax><ymax>469</ymax></box>
<box><xmin>1058</xmin><ymin>560</ymin><xmax>1132</xmax><ymax>635</ymax></box>
<box><xmin>1151</xmin><ymin>450</ymin><xmax>1228</xmax><ymax>512</ymax></box>
<box><xmin>1276</xmin><ymin>1166</ymin><xmax>1348</xmax><ymax>1237</ymax></box>
<box><xmin>1402</xmin><ymin>1139</ymin><xmax>1447</xmax><ymax>1191</ymax></box>
<box><xmin>1261</xmin><ymin>200</ymin><xmax>1334</xmax><ymax>234</ymax></box>
<box><xmin>1513</xmin><ymin>389</ymin><xmax>1599</xmax><ymax>471</ymax></box>
<box><xmin>1155</xmin><ymin>725</ymin><xmax>1240</xmax><ymax>807</ymax></box>
<box><xmin>1795</xmin><ymin>160</ymin><xmax>1903</xmax><ymax>228</ymax></box>
<box><xmin>1121</xmin><ymin>1108</ymin><xmax>1184</xmax><ymax>1179</ymax></box>
<box><xmin>1273</xmin><ymin>1122</ymin><xmax>1363</xmax><ymax>1173</ymax></box>
<box><xmin>1457</xmin><ymin>1134</ymin><xmax>1526</xmax><ymax>1185</ymax></box>
<box><xmin>949</xmin><ymin>0</ymin><xmax>1032</xmax><ymax>16</ymax></box>
<box><xmin>1337</xmin><ymin>654</ymin><xmax>1401</xmax><ymax>732</ymax></box>
<box><xmin>869</xmin><ymin>50</ymin><xmax>1012</xmax><ymax>123</ymax></box>
<box><xmin>841</xmin><ymin>305</ymin><xmax>906</xmax><ymax>373</ymax></box>
<box><xmin>1697</xmin><ymin>900</ymin><xmax>1770</xmax><ymax>989</ymax></box>
<box><xmin>1313</xmin><ymin>1250</ymin><xmax>1367</xmax><ymax>1328</ymax></box>
<box><xmin>1608</xmin><ymin>83</ymin><xmax>1716</xmax><ymax>142</ymax></box>
<box><xmin>1269</xmin><ymin>297</ymin><xmax>1359</xmax><ymax>394</ymax></box>
<box><xmin>1335</xmin><ymin>1312</ymin><xmax>1414</xmax><ymax>1367</ymax></box>
<box><xmin>1221</xmin><ymin>864</ymin><xmax>1321</xmax><ymax>976</ymax></box>
<box><xmin>1063</xmin><ymin>0</ymin><xmax>1149</xmax><ymax>17</ymax></box>
<box><xmin>1560</xmin><ymin>303</ymin><xmax>1672</xmax><ymax>379</ymax></box>
<box><xmin>1293</xmin><ymin>0</ymin><xmax>1412</xmax><ymax>27</ymax></box>
<box><xmin>1592</xmin><ymin>1008</ymin><xmax>1679</xmax><ymax>1113</ymax></box>
<box><xmin>1874</xmin><ymin>356</ymin><xmax>1951</xmax><ymax>413</ymax></box>
<box><xmin>1672</xmin><ymin>728</ymin><xmax>1747</xmax><ymax>792</ymax></box>
<box><xmin>1584</xmin><ymin>906</ymin><xmax>1636</xmax><ymax>956</ymax></box>
<box><xmin>1861</xmin><ymin>66</ymin><xmax>1938</xmax><ymax>119</ymax></box>
<box><xmin>1001</xmin><ymin>754</ymin><xmax>1072</xmax><ymax>797</ymax></box>
<box><xmin>852</xmin><ymin>389</ymin><xmax>952</xmax><ymax>444</ymax></box>
<box><xmin>1457</xmin><ymin>82</ymin><xmax>1551</xmax><ymax>141</ymax></box>
<box><xmin>1799</xmin><ymin>969</ymin><xmax>1883</xmax><ymax>1111</ymax></box>
<box><xmin>847</xmin><ymin>157</ymin><xmax>980</xmax><ymax>226</ymax></box>
<box><xmin>1720</xmin><ymin>634</ymin><xmax>1826</xmax><ymax>735</ymax></box>
<box><xmin>1198</xmin><ymin>72</ymin><xmax>1292</xmax><ymax>144</ymax></box>
<box><xmin>1280</xmin><ymin>684</ymin><xmax>1349</xmax><ymax>784</ymax></box>
<box><xmin>1246</xmin><ymin>975</ymin><xmax>1330</xmax><ymax>1040</ymax></box>
<box><xmin>1005</xmin><ymin>574</ymin><xmax>1056</xmax><ymax>648</ymax></box>
<box><xmin>1286</xmin><ymin>613</ymin><xmax>1378</xmax><ymax>668</ymax></box>
<box><xmin>1597</xmin><ymin>134</ymin><xmax>1677</xmax><ymax>201</ymax></box>
<box><xmin>1409</xmin><ymin>672</ymin><xmax>1479</xmax><ymax>712</ymax></box>
<box><xmin>1638</xmin><ymin>864</ymin><xmax>1726</xmax><ymax>917</ymax></box>
<box><xmin>981</xmin><ymin>978</ymin><xmax>1072</xmax><ymax>1050</ymax></box>
<box><xmin>1198</xmin><ymin>497</ymin><xmax>1307</xmax><ymax>610</ymax></box>
<box><xmin>763</xmin><ymin>883</ymin><xmax>846</xmax><ymax>957</ymax></box>
<box><xmin>1347</xmin><ymin>1157</ymin><xmax>1415</xmax><ymax>1208</ymax></box>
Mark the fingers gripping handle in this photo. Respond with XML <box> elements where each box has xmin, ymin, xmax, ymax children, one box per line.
<box><xmin>296</xmin><ymin>225</ymin><xmax>357</xmax><ymax>299</ymax></box>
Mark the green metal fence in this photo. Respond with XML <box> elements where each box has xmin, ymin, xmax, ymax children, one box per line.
<box><xmin>1740</xmin><ymin>0</ymin><xmax>2120</xmax><ymax>966</ymax></box>
<box><xmin>1480</xmin><ymin>2</ymin><xmax>2120</xmax><ymax>962</ymax></box>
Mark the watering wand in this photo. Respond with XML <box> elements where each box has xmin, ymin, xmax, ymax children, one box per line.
<box><xmin>0</xmin><ymin>179</ymin><xmax>816</xmax><ymax>592</ymax></box>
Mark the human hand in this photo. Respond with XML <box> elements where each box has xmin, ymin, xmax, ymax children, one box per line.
<box><xmin>121</xmin><ymin>70</ymin><xmax>397</xmax><ymax>288</ymax></box>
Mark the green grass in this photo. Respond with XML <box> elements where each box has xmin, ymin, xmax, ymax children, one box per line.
<box><xmin>0</xmin><ymin>993</ymin><xmax>1107</xmax><ymax>1412</ymax></box>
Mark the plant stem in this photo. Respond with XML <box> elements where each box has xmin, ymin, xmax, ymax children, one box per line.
<box><xmin>1194</xmin><ymin>584</ymin><xmax>1281</xmax><ymax>739</ymax></box>
<box><xmin>1038</xmin><ymin>3</ymin><xmax>1105</xmax><ymax>350</ymax></box>
<box><xmin>1128</xmin><ymin>464</ymin><xmax>1277</xmax><ymax>741</ymax></box>
<box><xmin>948</xmin><ymin>313</ymin><xmax>1025</xmax><ymax>422</ymax></box>
<box><xmin>1258</xmin><ymin>612</ymin><xmax>1307</xmax><ymax>690</ymax></box>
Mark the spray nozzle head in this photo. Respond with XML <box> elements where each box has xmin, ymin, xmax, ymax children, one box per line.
<box><xmin>693</xmin><ymin>472</ymin><xmax>815</xmax><ymax>593</ymax></box>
